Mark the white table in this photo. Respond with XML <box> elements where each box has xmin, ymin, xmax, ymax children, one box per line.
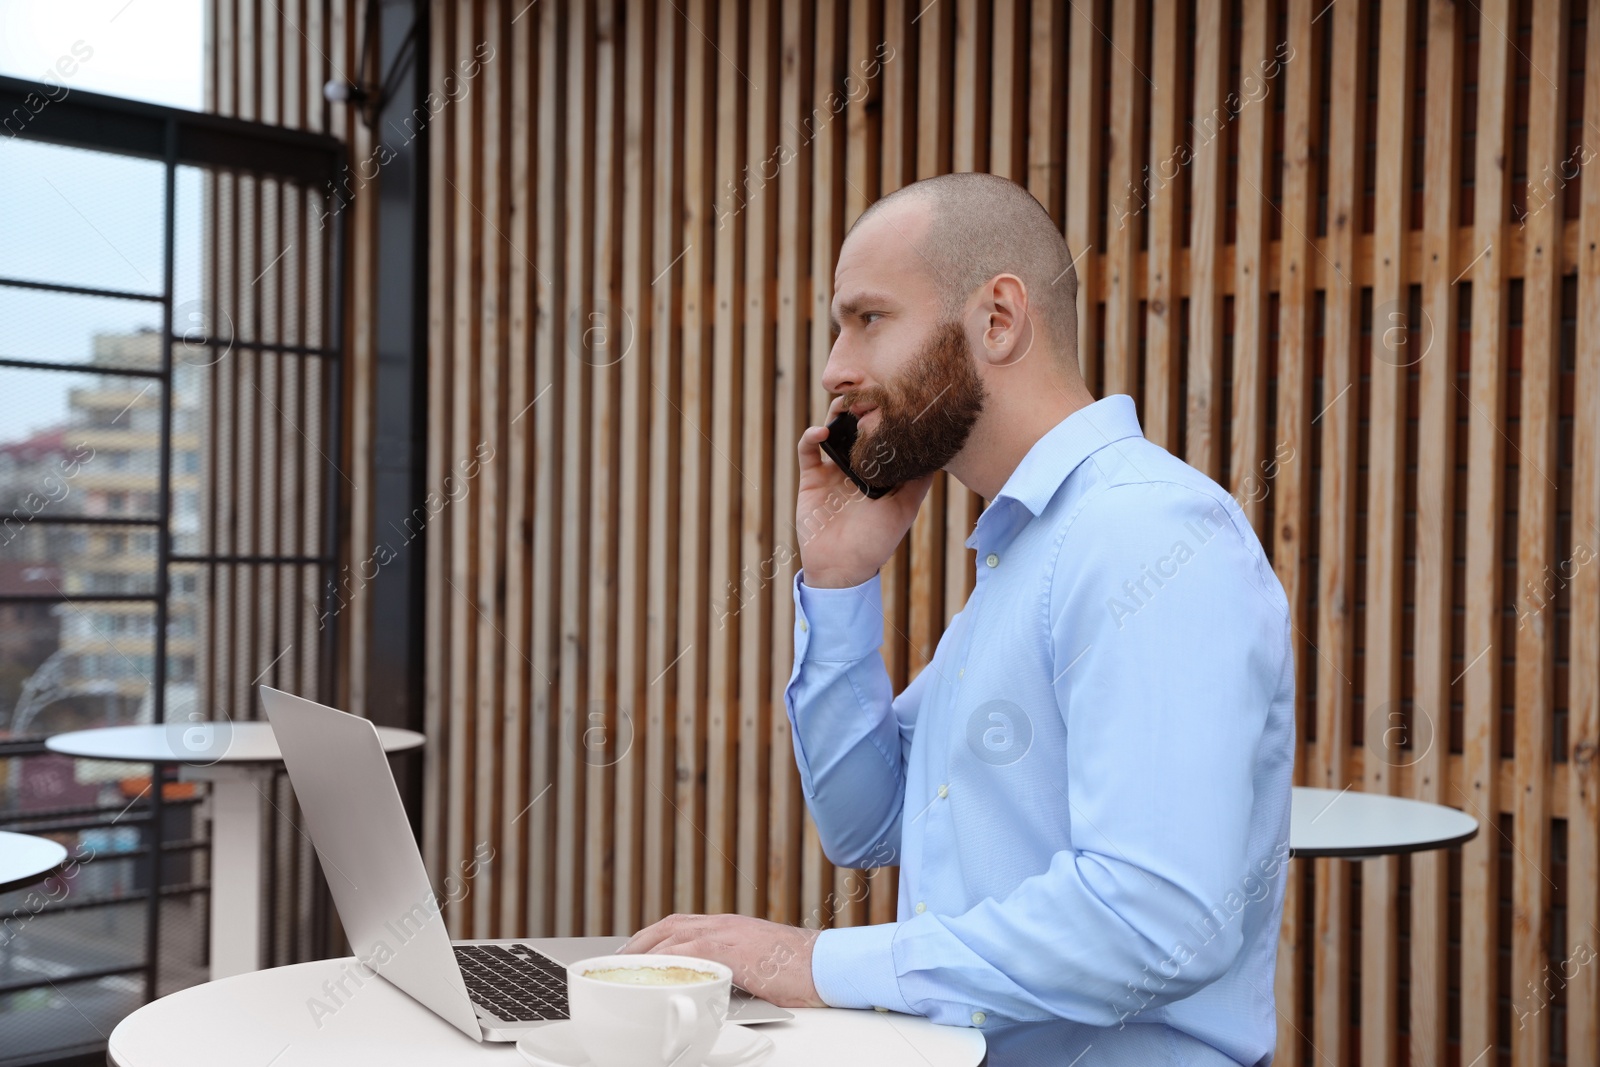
<box><xmin>1290</xmin><ymin>786</ymin><xmax>1479</xmax><ymax>859</ymax></box>
<box><xmin>46</xmin><ymin>721</ymin><xmax>424</xmax><ymax>978</ymax></box>
<box><xmin>0</xmin><ymin>830</ymin><xmax>70</xmax><ymax>894</ymax></box>
<box><xmin>107</xmin><ymin>937</ymin><xmax>986</xmax><ymax>1066</ymax></box>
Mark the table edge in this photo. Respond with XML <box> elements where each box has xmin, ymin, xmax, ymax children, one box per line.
<box><xmin>1289</xmin><ymin>822</ymin><xmax>1479</xmax><ymax>860</ymax></box>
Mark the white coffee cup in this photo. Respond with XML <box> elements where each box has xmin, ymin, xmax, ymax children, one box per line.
<box><xmin>566</xmin><ymin>954</ymin><xmax>732</xmax><ymax>1067</ymax></box>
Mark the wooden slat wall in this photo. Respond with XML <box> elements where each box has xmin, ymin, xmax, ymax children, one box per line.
<box><xmin>215</xmin><ymin>1</ymin><xmax>1600</xmax><ymax>1061</ymax></box>
<box><xmin>203</xmin><ymin>0</ymin><xmax>348</xmax><ymax>969</ymax></box>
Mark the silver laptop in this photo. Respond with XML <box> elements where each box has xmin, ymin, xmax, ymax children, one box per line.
<box><xmin>260</xmin><ymin>685</ymin><xmax>793</xmax><ymax>1042</ymax></box>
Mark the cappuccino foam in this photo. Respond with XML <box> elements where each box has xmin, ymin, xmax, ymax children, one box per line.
<box><xmin>583</xmin><ymin>965</ymin><xmax>718</xmax><ymax>986</ymax></box>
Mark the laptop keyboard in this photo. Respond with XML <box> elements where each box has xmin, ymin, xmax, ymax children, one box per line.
<box><xmin>454</xmin><ymin>944</ymin><xmax>571</xmax><ymax>1022</ymax></box>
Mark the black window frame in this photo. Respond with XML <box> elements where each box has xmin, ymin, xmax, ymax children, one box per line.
<box><xmin>0</xmin><ymin>74</ymin><xmax>347</xmax><ymax>1060</ymax></box>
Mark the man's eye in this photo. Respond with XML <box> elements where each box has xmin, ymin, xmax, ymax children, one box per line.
<box><xmin>862</xmin><ymin>312</ymin><xmax>883</xmax><ymax>326</ymax></box>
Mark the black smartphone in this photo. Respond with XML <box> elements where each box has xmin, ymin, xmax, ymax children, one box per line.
<box><xmin>821</xmin><ymin>411</ymin><xmax>892</xmax><ymax>499</ymax></box>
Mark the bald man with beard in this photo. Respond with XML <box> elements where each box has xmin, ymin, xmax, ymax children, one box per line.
<box><xmin>623</xmin><ymin>173</ymin><xmax>1295</xmax><ymax>1067</ymax></box>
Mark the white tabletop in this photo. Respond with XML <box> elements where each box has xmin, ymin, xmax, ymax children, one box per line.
<box><xmin>1290</xmin><ymin>786</ymin><xmax>1479</xmax><ymax>858</ymax></box>
<box><xmin>0</xmin><ymin>830</ymin><xmax>70</xmax><ymax>894</ymax></box>
<box><xmin>108</xmin><ymin>940</ymin><xmax>986</xmax><ymax>1067</ymax></box>
<box><xmin>46</xmin><ymin>721</ymin><xmax>425</xmax><ymax>765</ymax></box>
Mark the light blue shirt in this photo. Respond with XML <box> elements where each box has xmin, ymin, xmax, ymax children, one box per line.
<box><xmin>786</xmin><ymin>395</ymin><xmax>1295</xmax><ymax>1066</ymax></box>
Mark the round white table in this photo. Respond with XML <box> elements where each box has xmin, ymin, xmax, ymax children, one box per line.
<box><xmin>108</xmin><ymin>940</ymin><xmax>987</xmax><ymax>1066</ymax></box>
<box><xmin>1289</xmin><ymin>786</ymin><xmax>1479</xmax><ymax>859</ymax></box>
<box><xmin>0</xmin><ymin>830</ymin><xmax>71</xmax><ymax>894</ymax></box>
<box><xmin>47</xmin><ymin>721</ymin><xmax>424</xmax><ymax>978</ymax></box>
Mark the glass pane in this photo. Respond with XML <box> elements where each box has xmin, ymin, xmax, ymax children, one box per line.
<box><xmin>0</xmin><ymin>1</ymin><xmax>204</xmax><ymax>111</ymax></box>
<box><xmin>175</xmin><ymin>167</ymin><xmax>332</xmax><ymax>352</ymax></box>
<box><xmin>169</xmin><ymin>360</ymin><xmax>204</xmax><ymax>556</ymax></box>
<box><xmin>0</xmin><ymin>523</ymin><xmax>159</xmax><ymax>596</ymax></box>
<box><xmin>0</xmin><ymin>366</ymin><xmax>164</xmax><ymax>520</ymax></box>
<box><xmin>0</xmin><ymin>597</ymin><xmax>155</xmax><ymax>742</ymax></box>
<box><xmin>0</xmin><ymin>285</ymin><xmax>163</xmax><ymax>369</ymax></box>
<box><xmin>0</xmin><ymin>139</ymin><xmax>165</xmax><ymax>295</ymax></box>
<box><xmin>0</xmin><ymin>879</ymin><xmax>148</xmax><ymax>1057</ymax></box>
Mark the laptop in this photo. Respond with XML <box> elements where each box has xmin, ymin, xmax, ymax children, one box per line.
<box><xmin>260</xmin><ymin>685</ymin><xmax>793</xmax><ymax>1042</ymax></box>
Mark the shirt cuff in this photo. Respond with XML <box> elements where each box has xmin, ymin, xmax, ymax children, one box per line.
<box><xmin>793</xmin><ymin>569</ymin><xmax>886</xmax><ymax>664</ymax></box>
<box><xmin>811</xmin><ymin>923</ymin><xmax>912</xmax><ymax>1015</ymax></box>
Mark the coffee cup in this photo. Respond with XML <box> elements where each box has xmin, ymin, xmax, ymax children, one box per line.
<box><xmin>566</xmin><ymin>954</ymin><xmax>732</xmax><ymax>1067</ymax></box>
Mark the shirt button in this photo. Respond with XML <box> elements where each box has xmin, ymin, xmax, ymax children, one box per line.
<box><xmin>938</xmin><ymin>784</ymin><xmax>949</xmax><ymax>798</ymax></box>
<box><xmin>799</xmin><ymin>618</ymin><xmax>808</xmax><ymax>632</ymax></box>
<box><xmin>972</xmin><ymin>1010</ymin><xmax>986</xmax><ymax>1026</ymax></box>
<box><xmin>958</xmin><ymin>668</ymin><xmax>964</xmax><ymax>678</ymax></box>
<box><xmin>985</xmin><ymin>553</ymin><xmax>999</xmax><ymax>568</ymax></box>
<box><xmin>915</xmin><ymin>901</ymin><xmax>926</xmax><ymax>914</ymax></box>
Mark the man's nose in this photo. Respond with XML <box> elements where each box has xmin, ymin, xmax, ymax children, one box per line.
<box><xmin>820</xmin><ymin>337</ymin><xmax>862</xmax><ymax>397</ymax></box>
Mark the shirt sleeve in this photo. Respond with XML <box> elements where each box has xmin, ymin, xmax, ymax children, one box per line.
<box><xmin>783</xmin><ymin>569</ymin><xmax>928</xmax><ymax>870</ymax></box>
<box><xmin>809</xmin><ymin>482</ymin><xmax>1291</xmax><ymax>1028</ymax></box>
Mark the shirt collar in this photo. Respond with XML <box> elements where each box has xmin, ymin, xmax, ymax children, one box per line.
<box><xmin>988</xmin><ymin>394</ymin><xmax>1145</xmax><ymax>519</ymax></box>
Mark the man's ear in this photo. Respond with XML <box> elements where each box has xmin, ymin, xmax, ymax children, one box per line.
<box><xmin>974</xmin><ymin>273</ymin><xmax>1035</xmax><ymax>368</ymax></box>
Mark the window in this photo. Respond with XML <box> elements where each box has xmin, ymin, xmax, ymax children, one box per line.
<box><xmin>0</xmin><ymin>65</ymin><xmax>343</xmax><ymax>1056</ymax></box>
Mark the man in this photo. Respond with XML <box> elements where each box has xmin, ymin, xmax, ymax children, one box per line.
<box><xmin>623</xmin><ymin>173</ymin><xmax>1295</xmax><ymax>1065</ymax></box>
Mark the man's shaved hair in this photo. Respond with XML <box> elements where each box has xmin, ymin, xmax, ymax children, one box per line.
<box><xmin>852</xmin><ymin>173</ymin><xmax>1080</xmax><ymax>359</ymax></box>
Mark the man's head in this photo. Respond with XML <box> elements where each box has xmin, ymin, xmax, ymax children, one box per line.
<box><xmin>824</xmin><ymin>173</ymin><xmax>1085</xmax><ymax>491</ymax></box>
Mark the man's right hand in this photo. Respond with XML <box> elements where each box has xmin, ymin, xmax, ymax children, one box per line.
<box><xmin>794</xmin><ymin>397</ymin><xmax>935</xmax><ymax>589</ymax></box>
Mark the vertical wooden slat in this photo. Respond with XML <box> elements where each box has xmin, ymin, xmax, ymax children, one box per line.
<box><xmin>500</xmin><ymin>0</ymin><xmax>537</xmax><ymax>939</ymax></box>
<box><xmin>1460</xmin><ymin>0</ymin><xmax>1515</xmax><ymax>1056</ymax></box>
<box><xmin>1271</xmin><ymin>5</ymin><xmax>1317</xmax><ymax>1061</ymax></box>
<box><xmin>422</xmin><ymin>0</ymin><xmax>455</xmax><ymax>897</ymax></box>
<box><xmin>447</xmin><ymin>0</ymin><xmax>483</xmax><ymax>938</ymax></box>
<box><xmin>1567</xmin><ymin>5</ymin><xmax>1600</xmax><ymax>1061</ymax></box>
<box><xmin>1065</xmin><ymin>0</ymin><xmax>1102</xmax><ymax>390</ymax></box>
<box><xmin>1103</xmin><ymin>0</ymin><xmax>1144</xmax><ymax>402</ymax></box>
<box><xmin>879</xmin><ymin>0</ymin><xmax>912</xmax><ymax>203</ymax></box>
<box><xmin>1409</xmin><ymin>2</ymin><xmax>1463</xmax><ymax>1061</ymax></box>
<box><xmin>847</xmin><ymin>0</ymin><xmax>883</xmax><ymax>215</ymax></box>
<box><xmin>558</xmin><ymin>0</ymin><xmax>594</xmax><ymax>935</ymax></box>
<box><xmin>706</xmin><ymin>0</ymin><xmax>748</xmax><ymax>919</ymax></box>
<box><xmin>1312</xmin><ymin>0</ymin><xmax>1364</xmax><ymax>1061</ymax></box>
<box><xmin>1360</xmin><ymin>0</ymin><xmax>1416</xmax><ymax>1060</ymax></box>
<box><xmin>1187</xmin><ymin>0</ymin><xmax>1226</xmax><ymax>479</ymax></box>
<box><xmin>528</xmin><ymin>0</ymin><xmax>565</xmax><ymax>938</ymax></box>
<box><xmin>1027</xmin><ymin>0</ymin><xmax>1067</xmax><ymax>224</ymax></box>
<box><xmin>952</xmin><ymin>0</ymin><xmax>988</xmax><ymax>179</ymax></box>
<box><xmin>474</xmin><ymin>0</ymin><xmax>509</xmax><ymax>938</ymax></box>
<box><xmin>584</xmin><ymin>0</ymin><xmax>622</xmax><ymax>938</ymax></box>
<box><xmin>767</xmin><ymin>0</ymin><xmax>812</xmax><ymax>928</ymax></box>
<box><xmin>643</xmin><ymin>0</ymin><xmax>684</xmax><ymax>930</ymax></box>
<box><xmin>674</xmin><ymin>0</ymin><xmax>714</xmax><ymax>918</ymax></box>
<box><xmin>613</xmin><ymin>0</ymin><xmax>656</xmax><ymax>938</ymax></box>
<box><xmin>1231</xmin><ymin>0</ymin><xmax>1270</xmax><ymax>531</ymax></box>
<box><xmin>989</xmin><ymin>0</ymin><xmax>1024</xmax><ymax>181</ymax></box>
<box><xmin>737</xmin><ymin>0</ymin><xmax>778</xmax><ymax>922</ymax></box>
<box><xmin>1511</xmin><ymin>3</ymin><xmax>1566</xmax><ymax>1063</ymax></box>
<box><xmin>1145</xmin><ymin>0</ymin><xmax>1184</xmax><ymax>453</ymax></box>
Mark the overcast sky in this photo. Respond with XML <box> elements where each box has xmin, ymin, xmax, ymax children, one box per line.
<box><xmin>0</xmin><ymin>0</ymin><xmax>204</xmax><ymax>442</ymax></box>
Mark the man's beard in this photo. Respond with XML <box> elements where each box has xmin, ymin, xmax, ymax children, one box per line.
<box><xmin>844</xmin><ymin>319</ymin><xmax>987</xmax><ymax>491</ymax></box>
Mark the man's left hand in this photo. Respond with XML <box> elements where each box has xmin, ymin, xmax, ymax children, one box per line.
<box><xmin>619</xmin><ymin>913</ymin><xmax>825</xmax><ymax>1009</ymax></box>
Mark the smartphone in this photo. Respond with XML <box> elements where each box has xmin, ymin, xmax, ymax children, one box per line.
<box><xmin>821</xmin><ymin>411</ymin><xmax>892</xmax><ymax>499</ymax></box>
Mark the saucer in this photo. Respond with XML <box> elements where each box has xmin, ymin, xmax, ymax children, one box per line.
<box><xmin>515</xmin><ymin>1021</ymin><xmax>775</xmax><ymax>1067</ymax></box>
